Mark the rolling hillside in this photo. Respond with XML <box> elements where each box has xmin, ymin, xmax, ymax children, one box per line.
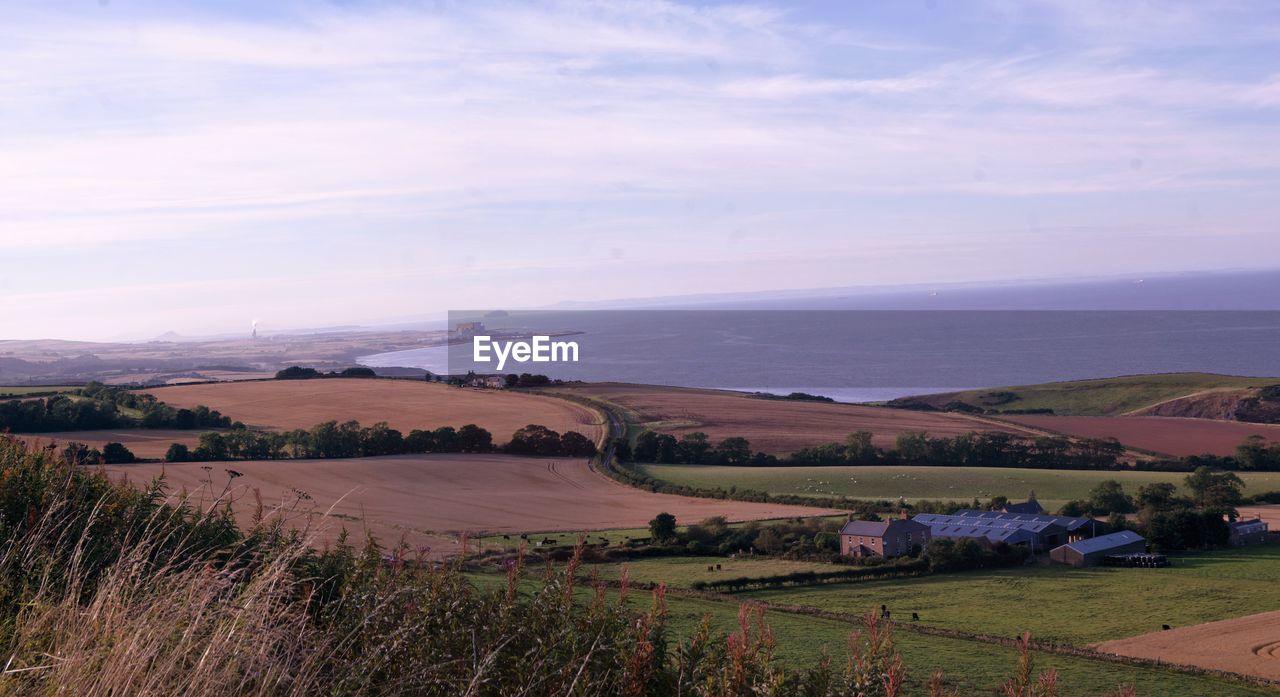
<box><xmin>895</xmin><ymin>373</ymin><xmax>1280</xmax><ymax>421</ymax></box>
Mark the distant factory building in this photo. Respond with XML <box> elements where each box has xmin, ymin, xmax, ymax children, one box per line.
<box><xmin>840</xmin><ymin>515</ymin><xmax>930</xmax><ymax>559</ymax></box>
<box><xmin>1049</xmin><ymin>531</ymin><xmax>1147</xmax><ymax>568</ymax></box>
<box><xmin>1229</xmin><ymin>518</ymin><xmax>1269</xmax><ymax>546</ymax></box>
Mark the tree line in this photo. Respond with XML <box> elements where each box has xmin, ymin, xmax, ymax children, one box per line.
<box><xmin>0</xmin><ymin>382</ymin><xmax>231</xmax><ymax>433</ymax></box>
<box><xmin>623</xmin><ymin>426</ymin><xmax>1280</xmax><ymax>473</ymax></box>
<box><xmin>164</xmin><ymin>422</ymin><xmax>597</xmax><ymax>462</ymax></box>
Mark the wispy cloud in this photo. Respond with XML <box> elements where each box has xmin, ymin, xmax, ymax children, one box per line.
<box><xmin>0</xmin><ymin>0</ymin><xmax>1277</xmax><ymax>338</ymax></box>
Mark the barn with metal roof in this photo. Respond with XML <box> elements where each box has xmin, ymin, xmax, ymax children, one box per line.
<box><xmin>1049</xmin><ymin>531</ymin><xmax>1147</xmax><ymax>567</ymax></box>
<box><xmin>912</xmin><ymin>512</ymin><xmax>1068</xmax><ymax>551</ymax></box>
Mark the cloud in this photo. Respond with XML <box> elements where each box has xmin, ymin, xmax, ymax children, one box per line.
<box><xmin>0</xmin><ymin>0</ymin><xmax>1278</xmax><ymax>338</ymax></box>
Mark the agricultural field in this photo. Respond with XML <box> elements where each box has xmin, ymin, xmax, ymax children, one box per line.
<box><xmin>999</xmin><ymin>414</ymin><xmax>1280</xmax><ymax>457</ymax></box>
<box><xmin>744</xmin><ymin>545</ymin><xmax>1280</xmax><ymax>647</ymax></box>
<box><xmin>467</xmin><ymin>572</ymin><xmax>1271</xmax><ymax>696</ymax></box>
<box><xmin>636</xmin><ymin>463</ymin><xmax>1280</xmax><ymax>510</ymax></box>
<box><xmin>550</xmin><ymin>382</ymin><xmax>1040</xmax><ymax>454</ymax></box>
<box><xmin>146</xmin><ymin>378</ymin><xmax>605</xmax><ymax>444</ymax></box>
<box><xmin>1096</xmin><ymin>609</ymin><xmax>1280</xmax><ymax>681</ymax></box>
<box><xmin>105</xmin><ymin>454</ymin><xmax>838</xmax><ymax>554</ymax></box>
<box><xmin>13</xmin><ymin>429</ymin><xmax>202</xmax><ymax>460</ymax></box>
<box><xmin>903</xmin><ymin>372</ymin><xmax>1279</xmax><ymax>417</ymax></box>
<box><xmin>588</xmin><ymin>555</ymin><xmax>839</xmax><ymax>588</ymax></box>
<box><xmin>0</xmin><ymin>385</ymin><xmax>80</xmax><ymax>397</ymax></box>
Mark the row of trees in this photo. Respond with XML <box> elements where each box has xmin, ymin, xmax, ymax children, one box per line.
<box><xmin>165</xmin><ymin>422</ymin><xmax>596</xmax><ymax>462</ymax></box>
<box><xmin>792</xmin><ymin>430</ymin><xmax>1126</xmax><ymax>470</ymax></box>
<box><xmin>622</xmin><ymin>428</ymin><xmax>1127</xmax><ymax>470</ymax></box>
<box><xmin>0</xmin><ymin>383</ymin><xmax>231</xmax><ymax>433</ymax></box>
<box><xmin>1052</xmin><ymin>468</ymin><xmax>1246</xmax><ymax>551</ymax></box>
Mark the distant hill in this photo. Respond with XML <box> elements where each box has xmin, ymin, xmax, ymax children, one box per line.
<box><xmin>892</xmin><ymin>373</ymin><xmax>1280</xmax><ymax>422</ymax></box>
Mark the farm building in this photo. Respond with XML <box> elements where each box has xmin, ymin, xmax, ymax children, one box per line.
<box><xmin>913</xmin><ymin>509</ymin><xmax>1103</xmax><ymax>552</ymax></box>
<box><xmin>1049</xmin><ymin>530</ymin><xmax>1147</xmax><ymax>567</ymax></box>
<box><xmin>1229</xmin><ymin>518</ymin><xmax>1269</xmax><ymax>546</ymax></box>
<box><xmin>913</xmin><ymin>512</ymin><xmax>1067</xmax><ymax>552</ymax></box>
<box><xmin>840</xmin><ymin>516</ymin><xmax>930</xmax><ymax>558</ymax></box>
<box><xmin>947</xmin><ymin>510</ymin><xmax>1104</xmax><ymax>542</ymax></box>
<box><xmin>1000</xmin><ymin>493</ymin><xmax>1045</xmax><ymax>515</ymax></box>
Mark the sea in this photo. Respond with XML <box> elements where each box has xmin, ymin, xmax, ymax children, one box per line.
<box><xmin>358</xmin><ymin>310</ymin><xmax>1280</xmax><ymax>402</ymax></box>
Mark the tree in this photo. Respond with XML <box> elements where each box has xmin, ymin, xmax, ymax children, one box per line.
<box><xmin>676</xmin><ymin>432</ymin><xmax>711</xmax><ymax>464</ymax></box>
<box><xmin>432</xmin><ymin>426</ymin><xmax>460</xmax><ymax>453</ymax></box>
<box><xmin>275</xmin><ymin>366</ymin><xmax>320</xmax><ymax>380</ymax></box>
<box><xmin>101</xmin><ymin>442</ymin><xmax>135</xmax><ymax>464</ymax></box>
<box><xmin>340</xmin><ymin>366</ymin><xmax>377</xmax><ymax>377</ymax></box>
<box><xmin>558</xmin><ymin>431</ymin><xmax>597</xmax><ymax>457</ymax></box>
<box><xmin>165</xmin><ymin>443</ymin><xmax>192</xmax><ymax>462</ymax></box>
<box><xmin>1136</xmin><ymin>482</ymin><xmax>1180</xmax><ymax>511</ymax></box>
<box><xmin>714</xmin><ymin>437</ymin><xmax>751</xmax><ymax>466</ymax></box>
<box><xmin>1184</xmin><ymin>467</ymin><xmax>1245</xmax><ymax>509</ymax></box>
<box><xmin>360</xmin><ymin>422</ymin><xmax>405</xmax><ymax>456</ymax></box>
<box><xmin>507</xmin><ymin>424</ymin><xmax>561</xmax><ymax>456</ymax></box>
<box><xmin>1056</xmin><ymin>500</ymin><xmax>1089</xmax><ymax>517</ymax></box>
<box><xmin>405</xmin><ymin>429</ymin><xmax>436</xmax><ymax>453</ymax></box>
<box><xmin>753</xmin><ymin>528</ymin><xmax>783</xmax><ymax>554</ymax></box>
<box><xmin>195</xmin><ymin>432</ymin><xmax>230</xmax><ymax>461</ymax></box>
<box><xmin>1087</xmin><ymin>480</ymin><xmax>1135</xmax><ymax>514</ymax></box>
<box><xmin>648</xmin><ymin>512</ymin><xmax>677</xmax><ymax>542</ymax></box>
<box><xmin>844</xmin><ymin>431</ymin><xmax>877</xmax><ymax>463</ymax></box>
<box><xmin>611</xmin><ymin>437</ymin><xmax>632</xmax><ymax>461</ymax></box>
<box><xmin>457</xmin><ymin>424</ymin><xmax>493</xmax><ymax>453</ymax></box>
<box><xmin>632</xmin><ymin>432</ymin><xmax>660</xmax><ymax>462</ymax></box>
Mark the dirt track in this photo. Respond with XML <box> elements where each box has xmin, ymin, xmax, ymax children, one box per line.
<box><xmin>145</xmin><ymin>379</ymin><xmax>604</xmax><ymax>444</ymax></box>
<box><xmin>1001</xmin><ymin>414</ymin><xmax>1280</xmax><ymax>457</ymax></box>
<box><xmin>105</xmin><ymin>454</ymin><xmax>839</xmax><ymax>554</ymax></box>
<box><xmin>554</xmin><ymin>383</ymin><xmax>1039</xmax><ymax>454</ymax></box>
<box><xmin>1095</xmin><ymin>610</ymin><xmax>1280</xmax><ymax>680</ymax></box>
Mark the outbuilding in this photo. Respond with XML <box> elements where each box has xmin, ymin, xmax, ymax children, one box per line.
<box><xmin>1049</xmin><ymin>530</ymin><xmax>1146</xmax><ymax>567</ymax></box>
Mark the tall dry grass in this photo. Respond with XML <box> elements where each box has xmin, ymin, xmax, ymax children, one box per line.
<box><xmin>0</xmin><ymin>436</ymin><xmax>1135</xmax><ymax>696</ymax></box>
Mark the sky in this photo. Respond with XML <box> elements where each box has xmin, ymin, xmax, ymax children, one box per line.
<box><xmin>1</xmin><ymin>0</ymin><xmax>1278</xmax><ymax>341</ymax></box>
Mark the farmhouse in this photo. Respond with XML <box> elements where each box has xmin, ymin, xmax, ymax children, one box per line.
<box><xmin>840</xmin><ymin>515</ymin><xmax>930</xmax><ymax>558</ymax></box>
<box><xmin>1049</xmin><ymin>530</ymin><xmax>1147</xmax><ymax>567</ymax></box>
<box><xmin>1229</xmin><ymin>518</ymin><xmax>1269</xmax><ymax>546</ymax></box>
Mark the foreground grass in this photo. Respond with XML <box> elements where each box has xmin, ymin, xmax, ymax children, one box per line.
<box><xmin>471</xmin><ymin>570</ymin><xmax>1272</xmax><ymax>696</ymax></box>
<box><xmin>745</xmin><ymin>545</ymin><xmax>1280</xmax><ymax>646</ymax></box>
<box><xmin>637</xmin><ymin>463</ymin><xmax>1280</xmax><ymax>510</ymax></box>
<box><xmin>919</xmin><ymin>373</ymin><xmax>1279</xmax><ymax>416</ymax></box>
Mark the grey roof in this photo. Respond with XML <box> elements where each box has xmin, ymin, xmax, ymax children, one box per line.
<box><xmin>840</xmin><ymin>520</ymin><xmax>890</xmax><ymax>537</ymax></box>
<box><xmin>840</xmin><ymin>518</ymin><xmax>926</xmax><ymax>537</ymax></box>
<box><xmin>1003</xmin><ymin>500</ymin><xmax>1044</xmax><ymax>514</ymax></box>
<box><xmin>925</xmin><ymin>524</ymin><xmax>1038</xmax><ymax>545</ymax></box>
<box><xmin>948</xmin><ymin>510</ymin><xmax>1100</xmax><ymax>532</ymax></box>
<box><xmin>1055</xmin><ymin>530</ymin><xmax>1145</xmax><ymax>555</ymax></box>
<box><xmin>1231</xmin><ymin>519</ymin><xmax>1268</xmax><ymax>530</ymax></box>
<box><xmin>913</xmin><ymin>512</ymin><xmax>1065</xmax><ymax>535</ymax></box>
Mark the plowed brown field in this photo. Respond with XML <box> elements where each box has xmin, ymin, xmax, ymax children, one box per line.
<box><xmin>105</xmin><ymin>454</ymin><xmax>839</xmax><ymax>554</ymax></box>
<box><xmin>1095</xmin><ymin>610</ymin><xmax>1280</xmax><ymax>680</ymax></box>
<box><xmin>999</xmin><ymin>414</ymin><xmax>1280</xmax><ymax>457</ymax></box>
<box><xmin>555</xmin><ymin>383</ymin><xmax>1040</xmax><ymax>454</ymax></box>
<box><xmin>145</xmin><ymin>379</ymin><xmax>604</xmax><ymax>444</ymax></box>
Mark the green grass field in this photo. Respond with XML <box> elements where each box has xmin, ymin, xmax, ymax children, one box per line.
<box><xmin>589</xmin><ymin>555</ymin><xmax>838</xmax><ymax>587</ymax></box>
<box><xmin>746</xmin><ymin>545</ymin><xmax>1280</xmax><ymax>646</ymax></box>
<box><xmin>911</xmin><ymin>372</ymin><xmax>1280</xmax><ymax>416</ymax></box>
<box><xmin>468</xmin><ymin>567</ymin><xmax>1272</xmax><ymax>696</ymax></box>
<box><xmin>636</xmin><ymin>463</ymin><xmax>1280</xmax><ymax>510</ymax></box>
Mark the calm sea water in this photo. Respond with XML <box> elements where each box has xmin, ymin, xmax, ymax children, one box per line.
<box><xmin>359</xmin><ymin>311</ymin><xmax>1280</xmax><ymax>402</ymax></box>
